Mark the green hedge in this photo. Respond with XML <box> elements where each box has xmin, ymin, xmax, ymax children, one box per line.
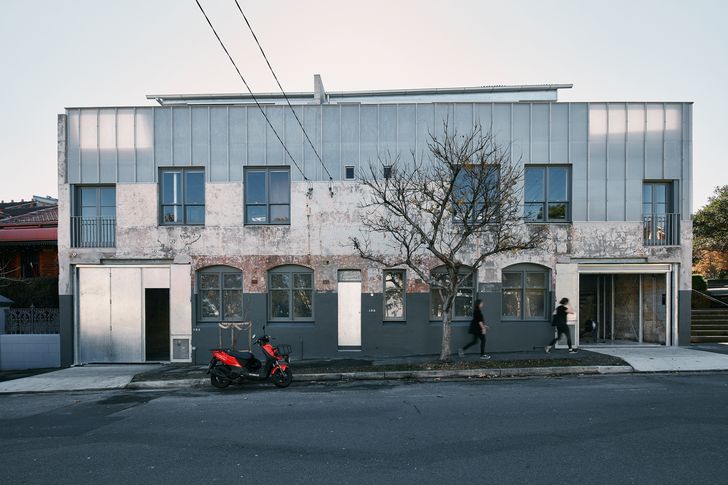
<box><xmin>0</xmin><ymin>277</ymin><xmax>59</xmax><ymax>308</ymax></box>
<box><xmin>692</xmin><ymin>274</ymin><xmax>708</xmax><ymax>292</ymax></box>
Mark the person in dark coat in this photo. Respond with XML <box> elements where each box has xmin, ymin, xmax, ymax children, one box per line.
<box><xmin>545</xmin><ymin>297</ymin><xmax>577</xmax><ymax>353</ymax></box>
<box><xmin>458</xmin><ymin>299</ymin><xmax>490</xmax><ymax>359</ymax></box>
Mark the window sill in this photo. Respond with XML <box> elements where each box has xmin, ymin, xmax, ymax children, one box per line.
<box><xmin>524</xmin><ymin>220</ymin><xmax>572</xmax><ymax>225</ymax></box>
<box><xmin>267</xmin><ymin>321</ymin><xmax>315</xmax><ymax>328</ymax></box>
<box><xmin>383</xmin><ymin>320</ymin><xmax>407</xmax><ymax>326</ymax></box>
<box><xmin>159</xmin><ymin>223</ymin><xmax>205</xmax><ymax>227</ymax></box>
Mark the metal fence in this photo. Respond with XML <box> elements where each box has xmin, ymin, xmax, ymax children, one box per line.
<box><xmin>643</xmin><ymin>213</ymin><xmax>680</xmax><ymax>247</ymax></box>
<box><xmin>4</xmin><ymin>306</ymin><xmax>60</xmax><ymax>334</ymax></box>
<box><xmin>71</xmin><ymin>216</ymin><xmax>116</xmax><ymax>248</ymax></box>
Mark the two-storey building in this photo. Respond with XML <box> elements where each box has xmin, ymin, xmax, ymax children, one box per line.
<box><xmin>57</xmin><ymin>77</ymin><xmax>693</xmax><ymax>366</ymax></box>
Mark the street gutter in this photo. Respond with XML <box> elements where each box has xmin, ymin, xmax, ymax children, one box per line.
<box><xmin>125</xmin><ymin>365</ymin><xmax>634</xmax><ymax>390</ymax></box>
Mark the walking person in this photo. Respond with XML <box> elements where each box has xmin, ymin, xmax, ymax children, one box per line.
<box><xmin>545</xmin><ymin>297</ymin><xmax>578</xmax><ymax>353</ymax></box>
<box><xmin>458</xmin><ymin>299</ymin><xmax>490</xmax><ymax>359</ymax></box>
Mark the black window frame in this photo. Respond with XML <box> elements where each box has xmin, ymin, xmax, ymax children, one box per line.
<box><xmin>524</xmin><ymin>165</ymin><xmax>571</xmax><ymax>223</ymax></box>
<box><xmin>501</xmin><ymin>265</ymin><xmax>550</xmax><ymax>321</ymax></box>
<box><xmin>383</xmin><ymin>269</ymin><xmax>407</xmax><ymax>321</ymax></box>
<box><xmin>344</xmin><ymin>166</ymin><xmax>356</xmax><ymax>180</ymax></box>
<box><xmin>72</xmin><ymin>185</ymin><xmax>117</xmax><ymax>248</ymax></box>
<box><xmin>429</xmin><ymin>267</ymin><xmax>475</xmax><ymax>321</ymax></box>
<box><xmin>197</xmin><ymin>266</ymin><xmax>244</xmax><ymax>323</ymax></box>
<box><xmin>159</xmin><ymin>167</ymin><xmax>205</xmax><ymax>226</ymax></box>
<box><xmin>244</xmin><ymin>167</ymin><xmax>291</xmax><ymax>225</ymax></box>
<box><xmin>452</xmin><ymin>164</ymin><xmax>501</xmax><ymax>224</ymax></box>
<box><xmin>268</xmin><ymin>265</ymin><xmax>314</xmax><ymax>322</ymax></box>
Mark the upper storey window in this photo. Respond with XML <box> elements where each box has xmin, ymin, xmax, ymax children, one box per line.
<box><xmin>524</xmin><ymin>165</ymin><xmax>570</xmax><ymax>222</ymax></box>
<box><xmin>245</xmin><ymin>167</ymin><xmax>290</xmax><ymax>225</ymax></box>
<box><xmin>160</xmin><ymin>168</ymin><xmax>205</xmax><ymax>225</ymax></box>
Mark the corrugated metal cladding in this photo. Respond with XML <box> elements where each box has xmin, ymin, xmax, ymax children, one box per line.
<box><xmin>65</xmin><ymin>102</ymin><xmax>692</xmax><ymax>221</ymax></box>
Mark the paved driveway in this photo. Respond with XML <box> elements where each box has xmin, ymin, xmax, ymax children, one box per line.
<box><xmin>590</xmin><ymin>346</ymin><xmax>728</xmax><ymax>371</ymax></box>
<box><xmin>0</xmin><ymin>364</ymin><xmax>159</xmax><ymax>393</ymax></box>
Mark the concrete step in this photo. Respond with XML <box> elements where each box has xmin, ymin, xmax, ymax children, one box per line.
<box><xmin>691</xmin><ymin>330</ymin><xmax>728</xmax><ymax>336</ymax></box>
<box><xmin>691</xmin><ymin>336</ymin><xmax>728</xmax><ymax>343</ymax></box>
<box><xmin>692</xmin><ymin>324</ymin><xmax>728</xmax><ymax>330</ymax></box>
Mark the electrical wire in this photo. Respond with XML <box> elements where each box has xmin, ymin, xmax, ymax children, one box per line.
<box><xmin>232</xmin><ymin>0</ymin><xmax>334</xmax><ymax>182</ymax></box>
<box><xmin>194</xmin><ymin>0</ymin><xmax>308</xmax><ymax>180</ymax></box>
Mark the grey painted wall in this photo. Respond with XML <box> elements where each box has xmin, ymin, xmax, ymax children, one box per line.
<box><xmin>190</xmin><ymin>290</ymin><xmax>556</xmax><ymax>364</ymax></box>
<box><xmin>59</xmin><ymin>295</ymin><xmax>74</xmax><ymax>367</ymax></box>
<box><xmin>678</xmin><ymin>290</ymin><xmax>692</xmax><ymax>346</ymax></box>
<box><xmin>65</xmin><ymin>102</ymin><xmax>693</xmax><ymax>221</ymax></box>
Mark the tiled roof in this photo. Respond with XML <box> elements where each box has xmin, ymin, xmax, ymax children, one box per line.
<box><xmin>0</xmin><ymin>206</ymin><xmax>58</xmax><ymax>225</ymax></box>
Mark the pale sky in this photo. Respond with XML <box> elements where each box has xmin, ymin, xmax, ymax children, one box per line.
<box><xmin>0</xmin><ymin>0</ymin><xmax>726</xmax><ymax>210</ymax></box>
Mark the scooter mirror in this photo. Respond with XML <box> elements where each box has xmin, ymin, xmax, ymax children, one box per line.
<box><xmin>251</xmin><ymin>334</ymin><xmax>256</xmax><ymax>340</ymax></box>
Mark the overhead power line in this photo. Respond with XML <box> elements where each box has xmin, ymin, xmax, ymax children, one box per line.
<box><xmin>232</xmin><ymin>0</ymin><xmax>334</xmax><ymax>182</ymax></box>
<box><xmin>193</xmin><ymin>0</ymin><xmax>308</xmax><ymax>181</ymax></box>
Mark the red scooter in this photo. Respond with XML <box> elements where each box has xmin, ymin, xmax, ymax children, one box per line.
<box><xmin>207</xmin><ymin>334</ymin><xmax>292</xmax><ymax>389</ymax></box>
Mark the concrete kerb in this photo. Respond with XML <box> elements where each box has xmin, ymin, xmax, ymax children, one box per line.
<box><xmin>125</xmin><ymin>365</ymin><xmax>634</xmax><ymax>390</ymax></box>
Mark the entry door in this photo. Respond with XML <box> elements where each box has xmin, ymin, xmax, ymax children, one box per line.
<box><xmin>78</xmin><ymin>267</ymin><xmax>144</xmax><ymax>363</ymax></box>
<box><xmin>78</xmin><ymin>267</ymin><xmax>112</xmax><ymax>363</ymax></box>
<box><xmin>337</xmin><ymin>270</ymin><xmax>362</xmax><ymax>350</ymax></box>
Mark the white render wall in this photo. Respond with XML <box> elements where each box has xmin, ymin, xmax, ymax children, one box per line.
<box><xmin>58</xmin><ymin>180</ymin><xmax>692</xmax><ymax>294</ymax></box>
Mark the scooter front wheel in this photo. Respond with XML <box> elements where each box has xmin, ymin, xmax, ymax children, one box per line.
<box><xmin>271</xmin><ymin>368</ymin><xmax>293</xmax><ymax>388</ymax></box>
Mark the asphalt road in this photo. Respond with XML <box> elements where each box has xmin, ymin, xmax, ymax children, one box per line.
<box><xmin>1</xmin><ymin>374</ymin><xmax>727</xmax><ymax>485</ymax></box>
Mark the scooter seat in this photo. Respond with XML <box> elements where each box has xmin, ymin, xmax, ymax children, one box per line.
<box><xmin>226</xmin><ymin>350</ymin><xmax>254</xmax><ymax>361</ymax></box>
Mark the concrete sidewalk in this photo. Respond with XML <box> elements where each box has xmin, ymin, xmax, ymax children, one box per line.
<box><xmin>0</xmin><ymin>364</ymin><xmax>160</xmax><ymax>394</ymax></box>
<box><xmin>589</xmin><ymin>346</ymin><xmax>728</xmax><ymax>372</ymax></box>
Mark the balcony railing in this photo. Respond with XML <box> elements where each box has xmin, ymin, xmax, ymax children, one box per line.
<box><xmin>643</xmin><ymin>213</ymin><xmax>680</xmax><ymax>246</ymax></box>
<box><xmin>71</xmin><ymin>216</ymin><xmax>116</xmax><ymax>248</ymax></box>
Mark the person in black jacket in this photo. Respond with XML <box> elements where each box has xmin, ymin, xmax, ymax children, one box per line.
<box><xmin>458</xmin><ymin>299</ymin><xmax>490</xmax><ymax>359</ymax></box>
<box><xmin>545</xmin><ymin>297</ymin><xmax>577</xmax><ymax>353</ymax></box>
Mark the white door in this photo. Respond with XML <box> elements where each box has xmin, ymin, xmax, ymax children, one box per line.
<box><xmin>554</xmin><ymin>263</ymin><xmax>579</xmax><ymax>348</ymax></box>
<box><xmin>78</xmin><ymin>266</ymin><xmax>144</xmax><ymax>363</ymax></box>
<box><xmin>78</xmin><ymin>267</ymin><xmax>112</xmax><ymax>363</ymax></box>
<box><xmin>337</xmin><ymin>270</ymin><xmax>362</xmax><ymax>349</ymax></box>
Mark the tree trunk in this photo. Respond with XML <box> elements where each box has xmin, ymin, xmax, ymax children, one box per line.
<box><xmin>439</xmin><ymin>294</ymin><xmax>455</xmax><ymax>361</ymax></box>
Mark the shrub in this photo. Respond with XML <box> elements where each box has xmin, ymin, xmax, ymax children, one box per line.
<box><xmin>0</xmin><ymin>277</ymin><xmax>59</xmax><ymax>308</ymax></box>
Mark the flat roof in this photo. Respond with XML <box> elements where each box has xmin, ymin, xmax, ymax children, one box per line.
<box><xmin>147</xmin><ymin>83</ymin><xmax>573</xmax><ymax>105</ymax></box>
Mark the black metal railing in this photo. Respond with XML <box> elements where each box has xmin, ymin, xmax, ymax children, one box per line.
<box><xmin>71</xmin><ymin>216</ymin><xmax>116</xmax><ymax>248</ymax></box>
<box><xmin>4</xmin><ymin>306</ymin><xmax>60</xmax><ymax>334</ymax></box>
<box><xmin>643</xmin><ymin>213</ymin><xmax>680</xmax><ymax>246</ymax></box>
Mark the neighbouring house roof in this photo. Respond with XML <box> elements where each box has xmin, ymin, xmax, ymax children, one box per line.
<box><xmin>0</xmin><ymin>202</ymin><xmax>58</xmax><ymax>244</ymax></box>
<box><xmin>0</xmin><ymin>206</ymin><xmax>58</xmax><ymax>226</ymax></box>
<box><xmin>0</xmin><ymin>196</ymin><xmax>57</xmax><ymax>221</ymax></box>
<box><xmin>0</xmin><ymin>227</ymin><xmax>57</xmax><ymax>244</ymax></box>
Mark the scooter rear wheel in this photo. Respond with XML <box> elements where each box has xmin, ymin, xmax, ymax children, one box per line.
<box><xmin>271</xmin><ymin>368</ymin><xmax>293</xmax><ymax>388</ymax></box>
<box><xmin>210</xmin><ymin>364</ymin><xmax>231</xmax><ymax>389</ymax></box>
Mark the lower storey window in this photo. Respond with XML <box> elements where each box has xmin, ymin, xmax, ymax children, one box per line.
<box><xmin>430</xmin><ymin>270</ymin><xmax>474</xmax><ymax>319</ymax></box>
<box><xmin>269</xmin><ymin>266</ymin><xmax>313</xmax><ymax>321</ymax></box>
<box><xmin>502</xmin><ymin>266</ymin><xmax>548</xmax><ymax>320</ymax></box>
<box><xmin>198</xmin><ymin>268</ymin><xmax>243</xmax><ymax>321</ymax></box>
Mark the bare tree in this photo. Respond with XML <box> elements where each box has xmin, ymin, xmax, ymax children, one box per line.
<box><xmin>352</xmin><ymin>123</ymin><xmax>546</xmax><ymax>361</ymax></box>
<box><xmin>0</xmin><ymin>256</ymin><xmax>22</xmax><ymax>289</ymax></box>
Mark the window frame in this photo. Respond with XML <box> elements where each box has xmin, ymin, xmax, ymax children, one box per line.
<box><xmin>244</xmin><ymin>167</ymin><xmax>291</xmax><ymax>226</ymax></box>
<box><xmin>268</xmin><ymin>265</ymin><xmax>314</xmax><ymax>322</ymax></box>
<box><xmin>344</xmin><ymin>165</ymin><xmax>356</xmax><ymax>181</ymax></box>
<box><xmin>159</xmin><ymin>168</ymin><xmax>205</xmax><ymax>226</ymax></box>
<box><xmin>197</xmin><ymin>267</ymin><xmax>244</xmax><ymax>323</ymax></box>
<box><xmin>524</xmin><ymin>165</ymin><xmax>571</xmax><ymax>223</ymax></box>
<box><xmin>429</xmin><ymin>267</ymin><xmax>475</xmax><ymax>321</ymax></box>
<box><xmin>383</xmin><ymin>269</ymin><xmax>407</xmax><ymax>321</ymax></box>
<box><xmin>452</xmin><ymin>164</ymin><xmax>501</xmax><ymax>224</ymax></box>
<box><xmin>501</xmin><ymin>265</ymin><xmax>550</xmax><ymax>322</ymax></box>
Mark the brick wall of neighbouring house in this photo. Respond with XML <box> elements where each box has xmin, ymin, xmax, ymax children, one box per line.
<box><xmin>39</xmin><ymin>248</ymin><xmax>58</xmax><ymax>278</ymax></box>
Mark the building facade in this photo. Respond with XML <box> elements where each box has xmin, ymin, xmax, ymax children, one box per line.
<box><xmin>57</xmin><ymin>78</ymin><xmax>693</xmax><ymax>366</ymax></box>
